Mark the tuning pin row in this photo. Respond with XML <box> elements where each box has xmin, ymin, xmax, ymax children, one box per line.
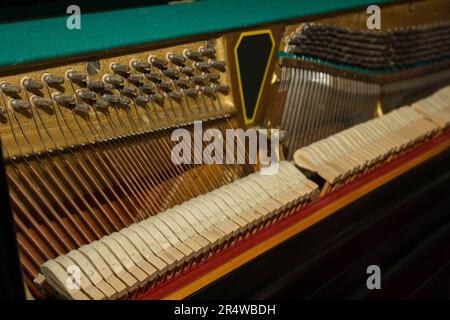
<box><xmin>0</xmin><ymin>42</ymin><xmax>228</xmax><ymax>124</ymax></box>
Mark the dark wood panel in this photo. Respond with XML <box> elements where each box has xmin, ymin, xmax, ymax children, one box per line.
<box><xmin>189</xmin><ymin>149</ymin><xmax>450</xmax><ymax>299</ymax></box>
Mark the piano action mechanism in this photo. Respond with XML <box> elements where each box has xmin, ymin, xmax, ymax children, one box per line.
<box><xmin>0</xmin><ymin>0</ymin><xmax>449</xmax><ymax>299</ymax></box>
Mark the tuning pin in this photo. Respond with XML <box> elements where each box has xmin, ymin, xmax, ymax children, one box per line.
<box><xmin>134</xmin><ymin>95</ymin><xmax>150</xmax><ymax>106</ymax></box>
<box><xmin>103</xmin><ymin>74</ymin><xmax>124</xmax><ymax>87</ymax></box>
<box><xmin>93</xmin><ymin>99</ymin><xmax>109</xmax><ymax>113</ymax></box>
<box><xmin>73</xmin><ymin>103</ymin><xmax>90</xmax><ymax>116</ymax></box>
<box><xmin>103</xmin><ymin>94</ymin><xmax>121</xmax><ymax>105</ymax></box>
<box><xmin>11</xmin><ymin>99</ymin><xmax>31</xmax><ymax>112</ymax></box>
<box><xmin>184</xmin><ymin>49</ymin><xmax>203</xmax><ymax>61</ymax></box>
<box><xmin>77</xmin><ymin>90</ymin><xmax>97</xmax><ymax>102</ymax></box>
<box><xmin>168</xmin><ymin>92</ymin><xmax>182</xmax><ymax>102</ymax></box>
<box><xmin>131</xmin><ymin>60</ymin><xmax>151</xmax><ymax>72</ymax></box>
<box><xmin>209</xmin><ymin>60</ymin><xmax>226</xmax><ymax>72</ymax></box>
<box><xmin>183</xmin><ymin>88</ymin><xmax>198</xmax><ymax>98</ymax></box>
<box><xmin>200</xmin><ymin>46</ymin><xmax>216</xmax><ymax>59</ymax></box>
<box><xmin>43</xmin><ymin>74</ymin><xmax>65</xmax><ymax>87</ymax></box>
<box><xmin>111</xmin><ymin>63</ymin><xmax>130</xmax><ymax>77</ymax></box>
<box><xmin>23</xmin><ymin>79</ymin><xmax>44</xmax><ymax>92</ymax></box>
<box><xmin>127</xmin><ymin>74</ymin><xmax>144</xmax><ymax>85</ymax></box>
<box><xmin>205</xmin><ymin>73</ymin><xmax>220</xmax><ymax>83</ymax></box>
<box><xmin>140</xmin><ymin>84</ymin><xmax>155</xmax><ymax>95</ymax></box>
<box><xmin>180</xmin><ymin>66</ymin><xmax>194</xmax><ymax>76</ymax></box>
<box><xmin>192</xmin><ymin>75</ymin><xmax>207</xmax><ymax>86</ymax></box>
<box><xmin>118</xmin><ymin>96</ymin><xmax>131</xmax><ymax>108</ymax></box>
<box><xmin>67</xmin><ymin>70</ymin><xmax>87</xmax><ymax>83</ymax></box>
<box><xmin>31</xmin><ymin>96</ymin><xmax>52</xmax><ymax>109</ymax></box>
<box><xmin>122</xmin><ymin>85</ymin><xmax>138</xmax><ymax>96</ymax></box>
<box><xmin>144</xmin><ymin>72</ymin><xmax>162</xmax><ymax>83</ymax></box>
<box><xmin>149</xmin><ymin>56</ymin><xmax>168</xmax><ymax>70</ymax></box>
<box><xmin>213</xmin><ymin>84</ymin><xmax>230</xmax><ymax>95</ymax></box>
<box><xmin>103</xmin><ymin>83</ymin><xmax>115</xmax><ymax>92</ymax></box>
<box><xmin>53</xmin><ymin>94</ymin><xmax>76</xmax><ymax>106</ymax></box>
<box><xmin>163</xmin><ymin>68</ymin><xmax>179</xmax><ymax>79</ymax></box>
<box><xmin>167</xmin><ymin>53</ymin><xmax>186</xmax><ymax>66</ymax></box>
<box><xmin>194</xmin><ymin>62</ymin><xmax>211</xmax><ymax>72</ymax></box>
<box><xmin>0</xmin><ymin>83</ymin><xmax>21</xmax><ymax>96</ymax></box>
<box><xmin>150</xmin><ymin>93</ymin><xmax>165</xmax><ymax>106</ymax></box>
<box><xmin>174</xmin><ymin>78</ymin><xmax>191</xmax><ymax>89</ymax></box>
<box><xmin>87</xmin><ymin>80</ymin><xmax>104</xmax><ymax>90</ymax></box>
<box><xmin>200</xmin><ymin>86</ymin><xmax>216</xmax><ymax>97</ymax></box>
<box><xmin>158</xmin><ymin>81</ymin><xmax>172</xmax><ymax>92</ymax></box>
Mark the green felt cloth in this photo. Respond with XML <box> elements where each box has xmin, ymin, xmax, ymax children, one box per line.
<box><xmin>0</xmin><ymin>0</ymin><xmax>390</xmax><ymax>68</ymax></box>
